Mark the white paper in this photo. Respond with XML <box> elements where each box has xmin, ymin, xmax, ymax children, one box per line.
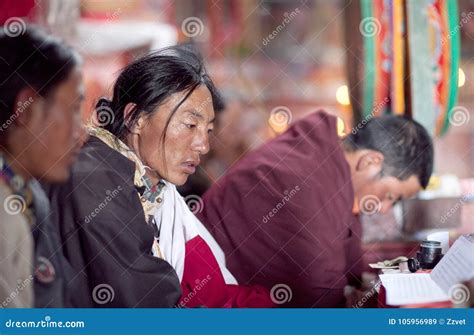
<box><xmin>379</xmin><ymin>235</ymin><xmax>474</xmax><ymax>305</ymax></box>
<box><xmin>430</xmin><ymin>235</ymin><xmax>474</xmax><ymax>292</ymax></box>
<box><xmin>379</xmin><ymin>273</ymin><xmax>448</xmax><ymax>305</ymax></box>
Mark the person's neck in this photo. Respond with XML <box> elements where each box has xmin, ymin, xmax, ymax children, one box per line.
<box><xmin>144</xmin><ymin>167</ymin><xmax>161</xmax><ymax>185</ymax></box>
<box><xmin>341</xmin><ymin>144</ymin><xmax>363</xmax><ymax>197</ymax></box>
<box><xmin>125</xmin><ymin>134</ymin><xmax>162</xmax><ymax>186</ymax></box>
<box><xmin>343</xmin><ymin>148</ymin><xmax>363</xmax><ymax>214</ymax></box>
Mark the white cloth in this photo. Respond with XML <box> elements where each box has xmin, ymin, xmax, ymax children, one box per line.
<box><xmin>153</xmin><ymin>182</ymin><xmax>237</xmax><ymax>284</ymax></box>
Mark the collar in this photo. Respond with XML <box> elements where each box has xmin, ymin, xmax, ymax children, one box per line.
<box><xmin>0</xmin><ymin>153</ymin><xmax>35</xmax><ymax>225</ymax></box>
<box><xmin>87</xmin><ymin>126</ymin><xmax>166</xmax><ymax>208</ymax></box>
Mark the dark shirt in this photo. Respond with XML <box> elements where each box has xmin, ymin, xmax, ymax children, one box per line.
<box><xmin>31</xmin><ymin>179</ymin><xmax>72</xmax><ymax>307</ymax></box>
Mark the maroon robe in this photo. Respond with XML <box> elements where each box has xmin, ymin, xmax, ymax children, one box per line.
<box><xmin>198</xmin><ymin>111</ymin><xmax>363</xmax><ymax>307</ymax></box>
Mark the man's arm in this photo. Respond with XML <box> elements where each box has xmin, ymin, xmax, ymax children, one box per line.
<box><xmin>47</xmin><ymin>172</ymin><xmax>182</xmax><ymax>307</ymax></box>
<box><xmin>0</xmin><ymin>201</ymin><xmax>33</xmax><ymax>308</ymax></box>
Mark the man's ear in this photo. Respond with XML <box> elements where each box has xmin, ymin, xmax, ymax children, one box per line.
<box><xmin>355</xmin><ymin>150</ymin><xmax>384</xmax><ymax>177</ymax></box>
<box><xmin>14</xmin><ymin>88</ymin><xmax>42</xmax><ymax>128</ymax></box>
<box><xmin>124</xmin><ymin>103</ymin><xmax>144</xmax><ymax>135</ymax></box>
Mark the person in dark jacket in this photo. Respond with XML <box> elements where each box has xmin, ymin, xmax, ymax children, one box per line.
<box><xmin>46</xmin><ymin>45</ymin><xmax>273</xmax><ymax>307</ymax></box>
<box><xmin>0</xmin><ymin>25</ymin><xmax>86</xmax><ymax>307</ymax></box>
<box><xmin>45</xmin><ymin>135</ymin><xmax>182</xmax><ymax>307</ymax></box>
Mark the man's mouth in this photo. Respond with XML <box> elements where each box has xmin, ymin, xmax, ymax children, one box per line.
<box><xmin>181</xmin><ymin>160</ymin><xmax>200</xmax><ymax>174</ymax></box>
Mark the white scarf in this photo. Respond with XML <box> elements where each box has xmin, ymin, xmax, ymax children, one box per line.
<box><xmin>153</xmin><ymin>181</ymin><xmax>237</xmax><ymax>284</ymax></box>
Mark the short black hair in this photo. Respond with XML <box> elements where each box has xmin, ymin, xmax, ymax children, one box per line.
<box><xmin>344</xmin><ymin>115</ymin><xmax>434</xmax><ymax>189</ymax></box>
<box><xmin>0</xmin><ymin>25</ymin><xmax>81</xmax><ymax>134</ymax></box>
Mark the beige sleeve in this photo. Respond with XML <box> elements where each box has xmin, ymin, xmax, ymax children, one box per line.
<box><xmin>0</xmin><ymin>190</ymin><xmax>34</xmax><ymax>308</ymax></box>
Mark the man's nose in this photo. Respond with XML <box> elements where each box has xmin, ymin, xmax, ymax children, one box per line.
<box><xmin>193</xmin><ymin>132</ymin><xmax>210</xmax><ymax>155</ymax></box>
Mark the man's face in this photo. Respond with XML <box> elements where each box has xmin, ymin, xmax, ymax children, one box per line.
<box><xmin>130</xmin><ymin>85</ymin><xmax>215</xmax><ymax>186</ymax></box>
<box><xmin>347</xmin><ymin>149</ymin><xmax>423</xmax><ymax>215</ymax></box>
<box><xmin>355</xmin><ymin>174</ymin><xmax>422</xmax><ymax>215</ymax></box>
<box><xmin>9</xmin><ymin>67</ymin><xmax>86</xmax><ymax>182</ymax></box>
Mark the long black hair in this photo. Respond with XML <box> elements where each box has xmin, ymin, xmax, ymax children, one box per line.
<box><xmin>95</xmin><ymin>44</ymin><xmax>224</xmax><ymax>143</ymax></box>
<box><xmin>0</xmin><ymin>25</ymin><xmax>81</xmax><ymax>139</ymax></box>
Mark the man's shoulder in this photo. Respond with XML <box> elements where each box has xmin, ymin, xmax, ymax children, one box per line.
<box><xmin>0</xmin><ymin>182</ymin><xmax>33</xmax><ymax>252</ymax></box>
<box><xmin>63</xmin><ymin>137</ymin><xmax>135</xmax><ymax>191</ymax></box>
<box><xmin>74</xmin><ymin>136</ymin><xmax>134</xmax><ymax>175</ymax></box>
<box><xmin>43</xmin><ymin>137</ymin><xmax>139</xmax><ymax>216</ymax></box>
<box><xmin>226</xmin><ymin>110</ymin><xmax>344</xmax><ymax>179</ymax></box>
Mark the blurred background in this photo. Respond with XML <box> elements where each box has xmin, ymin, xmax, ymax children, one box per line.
<box><xmin>1</xmin><ymin>0</ymin><xmax>473</xmax><ymax>291</ymax></box>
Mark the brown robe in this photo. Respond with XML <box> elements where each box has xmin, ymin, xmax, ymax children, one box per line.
<box><xmin>198</xmin><ymin>111</ymin><xmax>363</xmax><ymax>307</ymax></box>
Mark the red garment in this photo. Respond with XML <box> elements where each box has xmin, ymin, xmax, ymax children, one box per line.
<box><xmin>0</xmin><ymin>0</ymin><xmax>35</xmax><ymax>25</ymax></box>
<box><xmin>198</xmin><ymin>111</ymin><xmax>363</xmax><ymax>307</ymax></box>
<box><xmin>178</xmin><ymin>236</ymin><xmax>274</xmax><ymax>308</ymax></box>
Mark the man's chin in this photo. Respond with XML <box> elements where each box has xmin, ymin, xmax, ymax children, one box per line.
<box><xmin>39</xmin><ymin>168</ymin><xmax>70</xmax><ymax>183</ymax></box>
<box><xmin>166</xmin><ymin>173</ymin><xmax>189</xmax><ymax>186</ymax></box>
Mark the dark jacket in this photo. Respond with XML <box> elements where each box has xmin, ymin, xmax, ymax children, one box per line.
<box><xmin>45</xmin><ymin>136</ymin><xmax>181</xmax><ymax>307</ymax></box>
<box><xmin>31</xmin><ymin>179</ymin><xmax>74</xmax><ymax>307</ymax></box>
